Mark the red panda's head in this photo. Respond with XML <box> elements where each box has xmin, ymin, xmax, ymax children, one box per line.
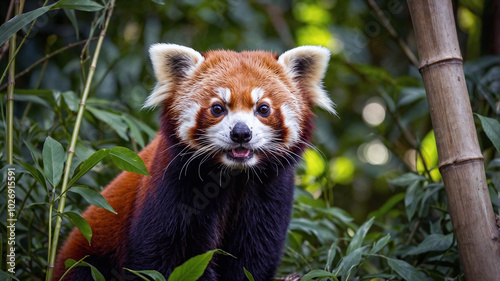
<box><xmin>146</xmin><ymin>44</ymin><xmax>335</xmax><ymax>169</ymax></box>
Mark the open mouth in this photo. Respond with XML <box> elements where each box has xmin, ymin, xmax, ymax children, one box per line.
<box><xmin>227</xmin><ymin>147</ymin><xmax>254</xmax><ymax>161</ymax></box>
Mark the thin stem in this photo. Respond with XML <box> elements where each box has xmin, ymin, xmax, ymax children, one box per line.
<box><xmin>0</xmin><ymin>0</ymin><xmax>48</xmax><ymax>88</ymax></box>
<box><xmin>0</xmin><ymin>38</ymin><xmax>97</xmax><ymax>92</ymax></box>
<box><xmin>364</xmin><ymin>0</ymin><xmax>419</xmax><ymax>67</ymax></box>
<box><xmin>45</xmin><ymin>1</ymin><xmax>115</xmax><ymax>279</ymax></box>
<box><xmin>6</xmin><ymin>0</ymin><xmax>24</xmax><ymax>276</ymax></box>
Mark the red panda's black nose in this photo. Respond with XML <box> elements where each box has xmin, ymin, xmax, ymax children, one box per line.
<box><xmin>230</xmin><ymin>122</ymin><xmax>252</xmax><ymax>144</ymax></box>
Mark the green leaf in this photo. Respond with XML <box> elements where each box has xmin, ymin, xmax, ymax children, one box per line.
<box><xmin>63</xmin><ymin>9</ymin><xmax>79</xmax><ymax>40</ymax></box>
<box><xmin>476</xmin><ymin>114</ymin><xmax>500</xmax><ymax>153</ymax></box>
<box><xmin>0</xmin><ymin>269</ymin><xmax>20</xmax><ymax>281</ymax></box>
<box><xmin>388</xmin><ymin>173</ymin><xmax>426</xmax><ymax>187</ymax></box>
<box><xmin>54</xmin><ymin>0</ymin><xmax>104</xmax><ymax>12</ymax></box>
<box><xmin>109</xmin><ymin>147</ymin><xmax>150</xmax><ymax>176</ymax></box>
<box><xmin>386</xmin><ymin>257</ymin><xmax>426</xmax><ymax>281</ymax></box>
<box><xmin>68</xmin><ymin>149</ymin><xmax>110</xmax><ymax>187</ymax></box>
<box><xmin>243</xmin><ymin>268</ymin><xmax>254</xmax><ymax>281</ymax></box>
<box><xmin>334</xmin><ymin>246</ymin><xmax>367</xmax><ymax>278</ymax></box>
<box><xmin>0</xmin><ymin>3</ymin><xmax>57</xmax><ymax>47</ymax></box>
<box><xmin>370</xmin><ymin>234</ymin><xmax>391</xmax><ymax>254</ymax></box>
<box><xmin>346</xmin><ymin>217</ymin><xmax>374</xmax><ymax>255</ymax></box>
<box><xmin>64</xmin><ymin>258</ymin><xmax>105</xmax><ymax>281</ymax></box>
<box><xmin>87</xmin><ymin>106</ymin><xmax>129</xmax><ymax>141</ymax></box>
<box><xmin>301</xmin><ymin>269</ymin><xmax>338</xmax><ymax>281</ymax></box>
<box><xmin>406</xmin><ymin>233</ymin><xmax>454</xmax><ymax>256</ymax></box>
<box><xmin>325</xmin><ymin>241</ymin><xmax>338</xmax><ymax>272</ymax></box>
<box><xmin>124</xmin><ymin>269</ymin><xmax>166</xmax><ymax>281</ymax></box>
<box><xmin>17</xmin><ymin>160</ymin><xmax>48</xmax><ymax>192</ymax></box>
<box><xmin>405</xmin><ymin>181</ymin><xmax>420</xmax><ymax>221</ymax></box>
<box><xmin>123</xmin><ymin>115</ymin><xmax>146</xmax><ymax>148</ymax></box>
<box><xmin>62</xmin><ymin>91</ymin><xmax>80</xmax><ymax>112</ymax></box>
<box><xmin>69</xmin><ymin>186</ymin><xmax>117</xmax><ymax>214</ymax></box>
<box><xmin>13</xmin><ymin>93</ymin><xmax>52</xmax><ymax>108</ymax></box>
<box><xmin>42</xmin><ymin>137</ymin><xmax>65</xmax><ymax>187</ymax></box>
<box><xmin>64</xmin><ymin>211</ymin><xmax>92</xmax><ymax>245</ymax></box>
<box><xmin>168</xmin><ymin>249</ymin><xmax>230</xmax><ymax>281</ymax></box>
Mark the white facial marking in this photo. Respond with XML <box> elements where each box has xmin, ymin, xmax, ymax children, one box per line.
<box><xmin>280</xmin><ymin>104</ymin><xmax>300</xmax><ymax>147</ymax></box>
<box><xmin>251</xmin><ymin>88</ymin><xmax>265</xmax><ymax>104</ymax></box>
<box><xmin>216</xmin><ymin>87</ymin><xmax>231</xmax><ymax>104</ymax></box>
<box><xmin>177</xmin><ymin>102</ymin><xmax>201</xmax><ymax>143</ymax></box>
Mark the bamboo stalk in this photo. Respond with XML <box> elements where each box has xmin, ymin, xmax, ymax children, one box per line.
<box><xmin>407</xmin><ymin>1</ymin><xmax>500</xmax><ymax>279</ymax></box>
<box><xmin>5</xmin><ymin>0</ymin><xmax>24</xmax><ymax>275</ymax></box>
<box><xmin>45</xmin><ymin>1</ymin><xmax>115</xmax><ymax>280</ymax></box>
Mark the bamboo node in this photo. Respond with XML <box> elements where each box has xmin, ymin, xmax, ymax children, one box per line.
<box><xmin>419</xmin><ymin>57</ymin><xmax>463</xmax><ymax>72</ymax></box>
<box><xmin>439</xmin><ymin>156</ymin><xmax>484</xmax><ymax>172</ymax></box>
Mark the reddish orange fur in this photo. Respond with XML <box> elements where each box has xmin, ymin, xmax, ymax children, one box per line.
<box><xmin>54</xmin><ymin>137</ymin><xmax>161</xmax><ymax>279</ymax></box>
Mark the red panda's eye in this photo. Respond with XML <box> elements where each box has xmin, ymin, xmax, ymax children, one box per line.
<box><xmin>257</xmin><ymin>103</ymin><xmax>270</xmax><ymax>117</ymax></box>
<box><xmin>211</xmin><ymin>103</ymin><xmax>225</xmax><ymax>117</ymax></box>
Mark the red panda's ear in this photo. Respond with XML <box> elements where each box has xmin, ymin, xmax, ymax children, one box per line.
<box><xmin>144</xmin><ymin>43</ymin><xmax>204</xmax><ymax>108</ymax></box>
<box><xmin>278</xmin><ymin>46</ymin><xmax>336</xmax><ymax>115</ymax></box>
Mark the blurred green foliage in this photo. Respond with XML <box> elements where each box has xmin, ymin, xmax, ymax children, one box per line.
<box><xmin>1</xmin><ymin>0</ymin><xmax>499</xmax><ymax>280</ymax></box>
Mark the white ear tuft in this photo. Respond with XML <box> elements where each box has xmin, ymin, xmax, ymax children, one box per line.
<box><xmin>278</xmin><ymin>46</ymin><xmax>336</xmax><ymax>114</ymax></box>
<box><xmin>144</xmin><ymin>43</ymin><xmax>204</xmax><ymax>108</ymax></box>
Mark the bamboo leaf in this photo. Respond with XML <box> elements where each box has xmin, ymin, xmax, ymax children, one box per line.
<box><xmin>68</xmin><ymin>149</ymin><xmax>109</xmax><ymax>187</ymax></box>
<box><xmin>404</xmin><ymin>181</ymin><xmax>420</xmax><ymax>221</ymax></box>
<box><xmin>62</xmin><ymin>91</ymin><xmax>79</xmax><ymax>112</ymax></box>
<box><xmin>17</xmin><ymin>160</ymin><xmax>48</xmax><ymax>192</ymax></box>
<box><xmin>64</xmin><ymin>259</ymin><xmax>105</xmax><ymax>281</ymax></box>
<box><xmin>243</xmin><ymin>268</ymin><xmax>254</xmax><ymax>281</ymax></box>
<box><xmin>109</xmin><ymin>147</ymin><xmax>150</xmax><ymax>176</ymax></box>
<box><xmin>370</xmin><ymin>234</ymin><xmax>391</xmax><ymax>254</ymax></box>
<box><xmin>63</xmin><ymin>9</ymin><xmax>79</xmax><ymax>40</ymax></box>
<box><xmin>69</xmin><ymin>186</ymin><xmax>117</xmax><ymax>214</ymax></box>
<box><xmin>476</xmin><ymin>114</ymin><xmax>500</xmax><ymax>153</ymax></box>
<box><xmin>124</xmin><ymin>269</ymin><xmax>166</xmax><ymax>281</ymax></box>
<box><xmin>386</xmin><ymin>257</ymin><xmax>426</xmax><ymax>281</ymax></box>
<box><xmin>389</xmin><ymin>173</ymin><xmax>426</xmax><ymax>187</ymax></box>
<box><xmin>406</xmin><ymin>233</ymin><xmax>454</xmax><ymax>256</ymax></box>
<box><xmin>86</xmin><ymin>106</ymin><xmax>129</xmax><ymax>141</ymax></box>
<box><xmin>334</xmin><ymin>246</ymin><xmax>367</xmax><ymax>278</ymax></box>
<box><xmin>42</xmin><ymin>137</ymin><xmax>65</xmax><ymax>187</ymax></box>
<box><xmin>346</xmin><ymin>217</ymin><xmax>374</xmax><ymax>255</ymax></box>
<box><xmin>122</xmin><ymin>114</ymin><xmax>146</xmax><ymax>148</ymax></box>
<box><xmin>54</xmin><ymin>0</ymin><xmax>104</xmax><ymax>12</ymax></box>
<box><xmin>0</xmin><ymin>3</ymin><xmax>57</xmax><ymax>47</ymax></box>
<box><xmin>0</xmin><ymin>270</ymin><xmax>20</xmax><ymax>281</ymax></box>
<box><xmin>167</xmin><ymin>249</ymin><xmax>221</xmax><ymax>281</ymax></box>
<box><xmin>301</xmin><ymin>269</ymin><xmax>338</xmax><ymax>281</ymax></box>
<box><xmin>325</xmin><ymin>241</ymin><xmax>338</xmax><ymax>272</ymax></box>
<box><xmin>63</xmin><ymin>211</ymin><xmax>92</xmax><ymax>245</ymax></box>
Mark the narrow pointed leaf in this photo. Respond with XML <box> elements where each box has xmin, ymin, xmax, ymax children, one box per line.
<box><xmin>42</xmin><ymin>137</ymin><xmax>65</xmax><ymax>187</ymax></box>
<box><xmin>243</xmin><ymin>268</ymin><xmax>254</xmax><ymax>281</ymax></box>
<box><xmin>476</xmin><ymin>114</ymin><xmax>500</xmax><ymax>153</ymax></box>
<box><xmin>386</xmin><ymin>257</ymin><xmax>427</xmax><ymax>281</ymax></box>
<box><xmin>54</xmin><ymin>0</ymin><xmax>104</xmax><ymax>12</ymax></box>
<box><xmin>109</xmin><ymin>147</ymin><xmax>149</xmax><ymax>176</ymax></box>
<box><xmin>68</xmin><ymin>149</ymin><xmax>109</xmax><ymax>187</ymax></box>
<box><xmin>124</xmin><ymin>269</ymin><xmax>166</xmax><ymax>281</ymax></box>
<box><xmin>69</xmin><ymin>186</ymin><xmax>117</xmax><ymax>214</ymax></box>
<box><xmin>346</xmin><ymin>217</ymin><xmax>374</xmax><ymax>255</ymax></box>
<box><xmin>0</xmin><ymin>3</ymin><xmax>57</xmax><ymax>47</ymax></box>
<box><xmin>17</xmin><ymin>160</ymin><xmax>47</xmax><ymax>192</ymax></box>
<box><xmin>64</xmin><ymin>211</ymin><xmax>92</xmax><ymax>245</ymax></box>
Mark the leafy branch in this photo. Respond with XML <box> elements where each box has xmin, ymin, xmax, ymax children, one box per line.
<box><xmin>45</xmin><ymin>0</ymin><xmax>116</xmax><ymax>279</ymax></box>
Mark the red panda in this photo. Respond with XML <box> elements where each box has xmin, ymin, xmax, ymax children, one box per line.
<box><xmin>54</xmin><ymin>44</ymin><xmax>335</xmax><ymax>280</ymax></box>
